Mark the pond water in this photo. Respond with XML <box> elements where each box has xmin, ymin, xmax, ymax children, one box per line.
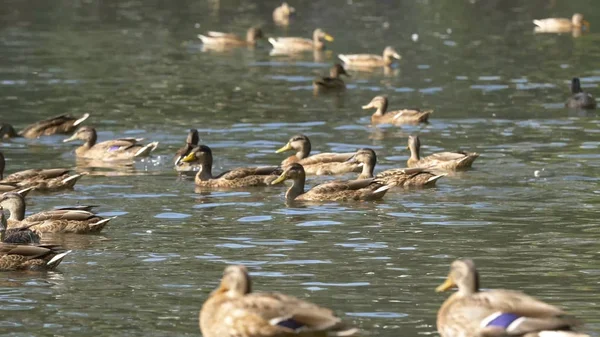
<box><xmin>1</xmin><ymin>0</ymin><xmax>600</xmax><ymax>336</ymax></box>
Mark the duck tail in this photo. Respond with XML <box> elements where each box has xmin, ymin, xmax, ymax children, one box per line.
<box><xmin>197</xmin><ymin>34</ymin><xmax>208</xmax><ymax>43</ymax></box>
<box><xmin>90</xmin><ymin>217</ymin><xmax>116</xmax><ymax>232</ymax></box>
<box><xmin>331</xmin><ymin>328</ymin><xmax>360</xmax><ymax>336</ymax></box>
<box><xmin>73</xmin><ymin>113</ymin><xmax>90</xmax><ymax>126</ymax></box>
<box><xmin>134</xmin><ymin>142</ymin><xmax>159</xmax><ymax>157</ymax></box>
<box><xmin>47</xmin><ymin>250</ymin><xmax>72</xmax><ymax>269</ymax></box>
<box><xmin>533</xmin><ymin>19</ymin><xmax>542</xmax><ymax>27</ymax></box>
<box><xmin>338</xmin><ymin>54</ymin><xmax>349</xmax><ymax>64</ymax></box>
<box><xmin>61</xmin><ymin>173</ymin><xmax>86</xmax><ymax>187</ymax></box>
<box><xmin>426</xmin><ymin>173</ymin><xmax>447</xmax><ymax>185</ymax></box>
<box><xmin>16</xmin><ymin>186</ymin><xmax>35</xmax><ymax>198</ymax></box>
<box><xmin>268</xmin><ymin>37</ymin><xmax>278</xmax><ymax>46</ymax></box>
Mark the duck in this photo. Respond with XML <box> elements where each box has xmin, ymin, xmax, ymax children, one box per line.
<box><xmin>200</xmin><ymin>265</ymin><xmax>358</xmax><ymax>337</ymax></box>
<box><xmin>268</xmin><ymin>28</ymin><xmax>333</xmax><ymax>52</ymax></box>
<box><xmin>198</xmin><ymin>27</ymin><xmax>264</xmax><ymax>48</ymax></box>
<box><xmin>0</xmin><ymin>207</ymin><xmax>40</xmax><ymax>244</ymax></box>
<box><xmin>270</xmin><ymin>163</ymin><xmax>392</xmax><ymax>202</ymax></box>
<box><xmin>339</xmin><ymin>46</ymin><xmax>401</xmax><ymax>68</ymax></box>
<box><xmin>566</xmin><ymin>78</ymin><xmax>596</xmax><ymax>109</ymax></box>
<box><xmin>0</xmin><ymin>242</ymin><xmax>71</xmax><ymax>271</ymax></box>
<box><xmin>276</xmin><ymin>135</ymin><xmax>360</xmax><ymax>175</ymax></box>
<box><xmin>180</xmin><ymin>145</ymin><xmax>283</xmax><ymax>188</ymax></box>
<box><xmin>1</xmin><ymin>113</ymin><xmax>90</xmax><ymax>139</ymax></box>
<box><xmin>362</xmin><ymin>96</ymin><xmax>432</xmax><ymax>125</ymax></box>
<box><xmin>273</xmin><ymin>2</ymin><xmax>295</xmax><ymax>26</ymax></box>
<box><xmin>436</xmin><ymin>259</ymin><xmax>589</xmax><ymax>337</ymax></box>
<box><xmin>347</xmin><ymin>148</ymin><xmax>446</xmax><ymax>187</ymax></box>
<box><xmin>0</xmin><ymin>151</ymin><xmax>84</xmax><ymax>191</ymax></box>
<box><xmin>533</xmin><ymin>13</ymin><xmax>590</xmax><ymax>33</ymax></box>
<box><xmin>407</xmin><ymin>136</ymin><xmax>479</xmax><ymax>171</ymax></box>
<box><xmin>313</xmin><ymin>63</ymin><xmax>350</xmax><ymax>92</ymax></box>
<box><xmin>0</xmin><ymin>192</ymin><xmax>114</xmax><ymax>234</ymax></box>
<box><xmin>174</xmin><ymin>129</ymin><xmax>200</xmax><ymax>174</ymax></box>
<box><xmin>63</xmin><ymin>126</ymin><xmax>159</xmax><ymax>161</ymax></box>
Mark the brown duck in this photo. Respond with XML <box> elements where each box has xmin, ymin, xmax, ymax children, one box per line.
<box><xmin>272</xmin><ymin>2</ymin><xmax>295</xmax><ymax>26</ymax></box>
<box><xmin>1</xmin><ymin>113</ymin><xmax>89</xmax><ymax>139</ymax></box>
<box><xmin>347</xmin><ymin>148</ymin><xmax>445</xmax><ymax>187</ymax></box>
<box><xmin>339</xmin><ymin>46</ymin><xmax>401</xmax><ymax>68</ymax></box>
<box><xmin>0</xmin><ymin>192</ymin><xmax>114</xmax><ymax>234</ymax></box>
<box><xmin>436</xmin><ymin>259</ymin><xmax>589</xmax><ymax>337</ymax></box>
<box><xmin>63</xmin><ymin>126</ymin><xmax>159</xmax><ymax>161</ymax></box>
<box><xmin>174</xmin><ymin>129</ymin><xmax>199</xmax><ymax>174</ymax></box>
<box><xmin>180</xmin><ymin>145</ymin><xmax>283</xmax><ymax>188</ymax></box>
<box><xmin>270</xmin><ymin>163</ymin><xmax>392</xmax><ymax>202</ymax></box>
<box><xmin>1</xmin><ymin>207</ymin><xmax>40</xmax><ymax>244</ymax></box>
<box><xmin>533</xmin><ymin>13</ymin><xmax>590</xmax><ymax>33</ymax></box>
<box><xmin>0</xmin><ymin>151</ymin><xmax>84</xmax><ymax>192</ymax></box>
<box><xmin>198</xmin><ymin>27</ymin><xmax>264</xmax><ymax>48</ymax></box>
<box><xmin>276</xmin><ymin>135</ymin><xmax>360</xmax><ymax>175</ymax></box>
<box><xmin>313</xmin><ymin>63</ymin><xmax>350</xmax><ymax>92</ymax></box>
<box><xmin>269</xmin><ymin>28</ymin><xmax>334</xmax><ymax>52</ymax></box>
<box><xmin>363</xmin><ymin>96</ymin><xmax>432</xmax><ymax>125</ymax></box>
<box><xmin>200</xmin><ymin>265</ymin><xmax>358</xmax><ymax>337</ymax></box>
<box><xmin>407</xmin><ymin>136</ymin><xmax>479</xmax><ymax>171</ymax></box>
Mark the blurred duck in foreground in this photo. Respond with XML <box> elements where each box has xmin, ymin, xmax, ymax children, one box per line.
<box><xmin>276</xmin><ymin>135</ymin><xmax>360</xmax><ymax>175</ymax></box>
<box><xmin>407</xmin><ymin>136</ymin><xmax>479</xmax><ymax>171</ymax></box>
<box><xmin>180</xmin><ymin>145</ymin><xmax>283</xmax><ymax>188</ymax></box>
<box><xmin>313</xmin><ymin>63</ymin><xmax>350</xmax><ymax>93</ymax></box>
<box><xmin>200</xmin><ymin>265</ymin><xmax>358</xmax><ymax>337</ymax></box>
<box><xmin>436</xmin><ymin>259</ymin><xmax>590</xmax><ymax>337</ymax></box>
<box><xmin>0</xmin><ymin>208</ymin><xmax>71</xmax><ymax>271</ymax></box>
<box><xmin>0</xmin><ymin>192</ymin><xmax>114</xmax><ymax>234</ymax></box>
<box><xmin>339</xmin><ymin>46</ymin><xmax>401</xmax><ymax>69</ymax></box>
<box><xmin>362</xmin><ymin>96</ymin><xmax>432</xmax><ymax>125</ymax></box>
<box><xmin>198</xmin><ymin>27</ymin><xmax>264</xmax><ymax>48</ymax></box>
<box><xmin>271</xmin><ymin>163</ymin><xmax>392</xmax><ymax>202</ymax></box>
<box><xmin>269</xmin><ymin>28</ymin><xmax>333</xmax><ymax>53</ymax></box>
<box><xmin>174</xmin><ymin>129</ymin><xmax>199</xmax><ymax>175</ymax></box>
<box><xmin>1</xmin><ymin>113</ymin><xmax>89</xmax><ymax>139</ymax></box>
<box><xmin>347</xmin><ymin>148</ymin><xmax>445</xmax><ymax>188</ymax></box>
<box><xmin>273</xmin><ymin>2</ymin><xmax>295</xmax><ymax>26</ymax></box>
<box><xmin>63</xmin><ymin>126</ymin><xmax>158</xmax><ymax>161</ymax></box>
<box><xmin>566</xmin><ymin>77</ymin><xmax>596</xmax><ymax>109</ymax></box>
<box><xmin>533</xmin><ymin>13</ymin><xmax>590</xmax><ymax>35</ymax></box>
<box><xmin>0</xmin><ymin>152</ymin><xmax>85</xmax><ymax>192</ymax></box>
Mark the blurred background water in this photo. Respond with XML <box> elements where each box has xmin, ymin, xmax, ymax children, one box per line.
<box><xmin>1</xmin><ymin>0</ymin><xmax>600</xmax><ymax>336</ymax></box>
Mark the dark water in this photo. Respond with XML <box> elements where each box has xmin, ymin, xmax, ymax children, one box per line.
<box><xmin>2</xmin><ymin>0</ymin><xmax>600</xmax><ymax>336</ymax></box>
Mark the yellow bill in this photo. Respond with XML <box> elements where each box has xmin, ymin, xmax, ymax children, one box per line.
<box><xmin>324</xmin><ymin>34</ymin><xmax>334</xmax><ymax>42</ymax></box>
<box><xmin>181</xmin><ymin>152</ymin><xmax>197</xmax><ymax>163</ymax></box>
<box><xmin>63</xmin><ymin>134</ymin><xmax>78</xmax><ymax>143</ymax></box>
<box><xmin>435</xmin><ymin>275</ymin><xmax>455</xmax><ymax>292</ymax></box>
<box><xmin>275</xmin><ymin>143</ymin><xmax>293</xmax><ymax>153</ymax></box>
<box><xmin>270</xmin><ymin>173</ymin><xmax>287</xmax><ymax>185</ymax></box>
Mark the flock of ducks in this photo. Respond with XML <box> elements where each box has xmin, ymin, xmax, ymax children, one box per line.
<box><xmin>1</xmin><ymin>3</ymin><xmax>597</xmax><ymax>337</ymax></box>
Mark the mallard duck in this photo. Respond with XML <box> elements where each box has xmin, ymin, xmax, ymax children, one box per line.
<box><xmin>339</xmin><ymin>46</ymin><xmax>401</xmax><ymax>68</ymax></box>
<box><xmin>269</xmin><ymin>28</ymin><xmax>333</xmax><ymax>52</ymax></box>
<box><xmin>0</xmin><ymin>242</ymin><xmax>71</xmax><ymax>271</ymax></box>
<box><xmin>180</xmin><ymin>145</ymin><xmax>283</xmax><ymax>188</ymax></box>
<box><xmin>0</xmin><ymin>123</ymin><xmax>19</xmax><ymax>139</ymax></box>
<box><xmin>436</xmin><ymin>259</ymin><xmax>589</xmax><ymax>337</ymax></box>
<box><xmin>407</xmin><ymin>136</ymin><xmax>479</xmax><ymax>171</ymax></box>
<box><xmin>270</xmin><ymin>163</ymin><xmax>391</xmax><ymax>202</ymax></box>
<box><xmin>273</xmin><ymin>2</ymin><xmax>295</xmax><ymax>26</ymax></box>
<box><xmin>0</xmin><ymin>207</ymin><xmax>40</xmax><ymax>244</ymax></box>
<box><xmin>313</xmin><ymin>63</ymin><xmax>349</xmax><ymax>92</ymax></box>
<box><xmin>0</xmin><ymin>151</ymin><xmax>84</xmax><ymax>191</ymax></box>
<box><xmin>566</xmin><ymin>78</ymin><xmax>596</xmax><ymax>109</ymax></box>
<box><xmin>200</xmin><ymin>265</ymin><xmax>358</xmax><ymax>337</ymax></box>
<box><xmin>198</xmin><ymin>27</ymin><xmax>264</xmax><ymax>47</ymax></box>
<box><xmin>276</xmin><ymin>135</ymin><xmax>360</xmax><ymax>175</ymax></box>
<box><xmin>533</xmin><ymin>13</ymin><xmax>590</xmax><ymax>33</ymax></box>
<box><xmin>4</xmin><ymin>113</ymin><xmax>90</xmax><ymax>139</ymax></box>
<box><xmin>63</xmin><ymin>126</ymin><xmax>159</xmax><ymax>161</ymax></box>
<box><xmin>347</xmin><ymin>148</ymin><xmax>445</xmax><ymax>187</ymax></box>
<box><xmin>0</xmin><ymin>192</ymin><xmax>114</xmax><ymax>234</ymax></box>
<box><xmin>174</xmin><ymin>129</ymin><xmax>200</xmax><ymax>174</ymax></box>
<box><xmin>362</xmin><ymin>96</ymin><xmax>432</xmax><ymax>125</ymax></box>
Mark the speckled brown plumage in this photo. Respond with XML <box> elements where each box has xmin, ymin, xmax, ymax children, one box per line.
<box><xmin>407</xmin><ymin>136</ymin><xmax>479</xmax><ymax>171</ymax></box>
<box><xmin>362</xmin><ymin>96</ymin><xmax>431</xmax><ymax>125</ymax></box>
<box><xmin>18</xmin><ymin>113</ymin><xmax>90</xmax><ymax>139</ymax></box>
<box><xmin>313</xmin><ymin>64</ymin><xmax>349</xmax><ymax>92</ymax></box>
<box><xmin>200</xmin><ymin>265</ymin><xmax>358</xmax><ymax>337</ymax></box>
<box><xmin>63</xmin><ymin>126</ymin><xmax>158</xmax><ymax>161</ymax></box>
<box><xmin>0</xmin><ymin>243</ymin><xmax>71</xmax><ymax>271</ymax></box>
<box><xmin>181</xmin><ymin>145</ymin><xmax>283</xmax><ymax>188</ymax></box>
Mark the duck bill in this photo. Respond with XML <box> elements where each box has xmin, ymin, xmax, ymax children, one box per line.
<box><xmin>435</xmin><ymin>276</ymin><xmax>455</xmax><ymax>292</ymax></box>
<box><xmin>362</xmin><ymin>103</ymin><xmax>374</xmax><ymax>110</ymax></box>
<box><xmin>63</xmin><ymin>134</ymin><xmax>78</xmax><ymax>143</ymax></box>
<box><xmin>181</xmin><ymin>152</ymin><xmax>197</xmax><ymax>163</ymax></box>
<box><xmin>345</xmin><ymin>155</ymin><xmax>358</xmax><ymax>163</ymax></box>
<box><xmin>275</xmin><ymin>143</ymin><xmax>293</xmax><ymax>153</ymax></box>
<box><xmin>270</xmin><ymin>173</ymin><xmax>287</xmax><ymax>185</ymax></box>
<box><xmin>324</xmin><ymin>34</ymin><xmax>334</xmax><ymax>42</ymax></box>
<box><xmin>393</xmin><ymin>53</ymin><xmax>402</xmax><ymax>60</ymax></box>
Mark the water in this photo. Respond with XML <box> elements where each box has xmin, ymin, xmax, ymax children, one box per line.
<box><xmin>2</xmin><ymin>0</ymin><xmax>600</xmax><ymax>336</ymax></box>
